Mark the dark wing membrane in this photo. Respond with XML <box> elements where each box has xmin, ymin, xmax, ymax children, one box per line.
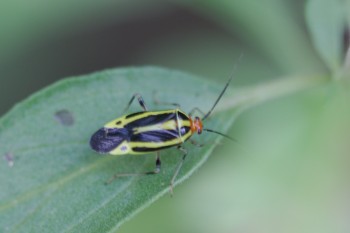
<box><xmin>131</xmin><ymin>129</ymin><xmax>179</xmax><ymax>143</ymax></box>
<box><xmin>125</xmin><ymin>112</ymin><xmax>176</xmax><ymax>128</ymax></box>
<box><xmin>90</xmin><ymin>127</ymin><xmax>129</xmax><ymax>153</ymax></box>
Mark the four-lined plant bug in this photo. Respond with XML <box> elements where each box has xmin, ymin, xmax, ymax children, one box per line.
<box><xmin>90</xmin><ymin>77</ymin><xmax>234</xmax><ymax>194</ymax></box>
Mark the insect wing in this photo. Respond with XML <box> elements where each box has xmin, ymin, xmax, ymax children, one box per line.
<box><xmin>132</xmin><ymin>129</ymin><xmax>179</xmax><ymax>143</ymax></box>
<box><xmin>90</xmin><ymin>127</ymin><xmax>129</xmax><ymax>153</ymax></box>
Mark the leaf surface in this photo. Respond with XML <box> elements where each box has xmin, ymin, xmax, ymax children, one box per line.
<box><xmin>0</xmin><ymin>67</ymin><xmax>240</xmax><ymax>232</ymax></box>
<box><xmin>0</xmin><ymin>67</ymin><xmax>326</xmax><ymax>232</ymax></box>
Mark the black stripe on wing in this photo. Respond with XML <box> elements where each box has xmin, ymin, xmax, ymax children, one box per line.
<box><xmin>131</xmin><ymin>129</ymin><xmax>179</xmax><ymax>143</ymax></box>
<box><xmin>125</xmin><ymin>112</ymin><xmax>176</xmax><ymax>128</ymax></box>
<box><xmin>132</xmin><ymin>144</ymin><xmax>175</xmax><ymax>153</ymax></box>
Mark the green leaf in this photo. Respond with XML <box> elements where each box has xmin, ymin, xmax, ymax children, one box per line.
<box><xmin>306</xmin><ymin>0</ymin><xmax>346</xmax><ymax>74</ymax></box>
<box><xmin>0</xmin><ymin>67</ymin><xmax>326</xmax><ymax>232</ymax></box>
<box><xmin>0</xmin><ymin>67</ymin><xmax>236</xmax><ymax>232</ymax></box>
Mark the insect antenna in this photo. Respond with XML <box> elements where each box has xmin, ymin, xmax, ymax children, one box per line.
<box><xmin>202</xmin><ymin>76</ymin><xmax>233</xmax><ymax>121</ymax></box>
<box><xmin>203</xmin><ymin>128</ymin><xmax>237</xmax><ymax>142</ymax></box>
<box><xmin>202</xmin><ymin>54</ymin><xmax>243</xmax><ymax>121</ymax></box>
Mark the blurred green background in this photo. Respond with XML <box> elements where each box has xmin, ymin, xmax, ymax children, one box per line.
<box><xmin>1</xmin><ymin>0</ymin><xmax>349</xmax><ymax>232</ymax></box>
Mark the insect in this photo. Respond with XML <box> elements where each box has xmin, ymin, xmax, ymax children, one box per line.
<box><xmin>90</xmin><ymin>77</ymin><xmax>234</xmax><ymax>194</ymax></box>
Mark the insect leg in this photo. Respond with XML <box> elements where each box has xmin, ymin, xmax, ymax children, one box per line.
<box><xmin>169</xmin><ymin>146</ymin><xmax>188</xmax><ymax>195</ymax></box>
<box><xmin>188</xmin><ymin>107</ymin><xmax>205</xmax><ymax>117</ymax></box>
<box><xmin>124</xmin><ymin>93</ymin><xmax>148</xmax><ymax>113</ymax></box>
<box><xmin>153</xmin><ymin>91</ymin><xmax>180</xmax><ymax>108</ymax></box>
<box><xmin>105</xmin><ymin>152</ymin><xmax>161</xmax><ymax>184</ymax></box>
<box><xmin>145</xmin><ymin>152</ymin><xmax>161</xmax><ymax>175</ymax></box>
<box><xmin>190</xmin><ymin>139</ymin><xmax>204</xmax><ymax>148</ymax></box>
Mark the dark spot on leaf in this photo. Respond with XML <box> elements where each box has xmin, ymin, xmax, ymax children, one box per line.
<box><xmin>55</xmin><ymin>109</ymin><xmax>74</xmax><ymax>126</ymax></box>
<box><xmin>3</xmin><ymin>152</ymin><xmax>14</xmax><ymax>167</ymax></box>
<box><xmin>116</xmin><ymin>121</ymin><xmax>122</xmax><ymax>125</ymax></box>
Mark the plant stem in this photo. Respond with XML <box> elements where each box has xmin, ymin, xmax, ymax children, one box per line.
<box><xmin>217</xmin><ymin>74</ymin><xmax>329</xmax><ymax>113</ymax></box>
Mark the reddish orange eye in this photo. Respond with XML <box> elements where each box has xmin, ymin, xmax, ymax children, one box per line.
<box><xmin>189</xmin><ymin>116</ymin><xmax>203</xmax><ymax>134</ymax></box>
<box><xmin>195</xmin><ymin>117</ymin><xmax>203</xmax><ymax>134</ymax></box>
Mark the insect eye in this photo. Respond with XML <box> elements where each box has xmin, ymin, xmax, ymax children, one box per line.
<box><xmin>195</xmin><ymin>117</ymin><xmax>202</xmax><ymax>134</ymax></box>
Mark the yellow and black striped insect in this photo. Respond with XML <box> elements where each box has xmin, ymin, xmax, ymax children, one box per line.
<box><xmin>90</xmin><ymin>77</ymin><xmax>233</xmax><ymax>193</ymax></box>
